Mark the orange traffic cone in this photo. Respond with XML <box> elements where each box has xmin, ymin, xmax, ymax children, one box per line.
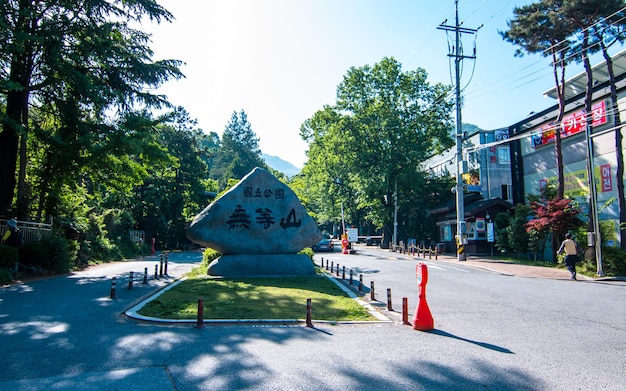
<box><xmin>413</xmin><ymin>263</ymin><xmax>434</xmax><ymax>331</ymax></box>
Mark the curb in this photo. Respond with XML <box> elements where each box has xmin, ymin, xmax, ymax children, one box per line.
<box><xmin>124</xmin><ymin>270</ymin><xmax>393</xmax><ymax>325</ymax></box>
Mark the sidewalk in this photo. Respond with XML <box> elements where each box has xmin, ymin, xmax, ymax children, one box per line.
<box><xmin>376</xmin><ymin>246</ymin><xmax>625</xmax><ymax>282</ymax></box>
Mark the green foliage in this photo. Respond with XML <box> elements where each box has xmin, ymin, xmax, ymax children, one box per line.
<box><xmin>298</xmin><ymin>247</ymin><xmax>315</xmax><ymax>260</ymax></box>
<box><xmin>296</xmin><ymin>57</ymin><xmax>454</xmax><ymax>242</ymax></box>
<box><xmin>210</xmin><ymin>110</ymin><xmax>268</xmax><ymax>187</ymax></box>
<box><xmin>509</xmin><ymin>204</ymin><xmax>531</xmax><ymax>256</ymax></box>
<box><xmin>36</xmin><ymin>233</ymin><xmax>78</xmax><ymax>273</ymax></box>
<box><xmin>202</xmin><ymin>248</ymin><xmax>222</xmax><ymax>265</ymax></box>
<box><xmin>0</xmin><ymin>269</ymin><xmax>13</xmax><ymax>285</ymax></box>
<box><xmin>18</xmin><ymin>242</ymin><xmax>48</xmax><ymax>267</ymax></box>
<box><xmin>586</xmin><ymin>246</ymin><xmax>626</xmax><ymax>277</ymax></box>
<box><xmin>494</xmin><ymin>211</ymin><xmax>513</xmax><ymax>254</ymax></box>
<box><xmin>138</xmin><ymin>275</ymin><xmax>375</xmax><ymax>321</ymax></box>
<box><xmin>0</xmin><ymin>245</ymin><xmax>18</xmax><ymax>270</ymax></box>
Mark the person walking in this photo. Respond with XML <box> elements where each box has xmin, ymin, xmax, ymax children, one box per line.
<box><xmin>557</xmin><ymin>232</ymin><xmax>579</xmax><ymax>280</ymax></box>
<box><xmin>1</xmin><ymin>219</ymin><xmax>22</xmax><ymax>248</ymax></box>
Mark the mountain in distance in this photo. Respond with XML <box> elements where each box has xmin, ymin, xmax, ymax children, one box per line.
<box><xmin>262</xmin><ymin>154</ymin><xmax>301</xmax><ymax>177</ymax></box>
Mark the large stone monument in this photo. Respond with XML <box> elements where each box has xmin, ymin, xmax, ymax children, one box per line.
<box><xmin>186</xmin><ymin>167</ymin><xmax>321</xmax><ymax>276</ymax></box>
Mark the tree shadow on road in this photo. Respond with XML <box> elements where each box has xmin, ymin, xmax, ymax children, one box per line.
<box><xmin>428</xmin><ymin>329</ymin><xmax>515</xmax><ymax>354</ymax></box>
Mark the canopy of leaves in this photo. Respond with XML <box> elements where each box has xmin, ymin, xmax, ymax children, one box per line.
<box><xmin>297</xmin><ymin>57</ymin><xmax>455</xmax><ymax>240</ymax></box>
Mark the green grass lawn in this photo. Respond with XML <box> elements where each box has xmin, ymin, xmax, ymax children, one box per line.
<box><xmin>138</xmin><ymin>273</ymin><xmax>377</xmax><ymax>321</ymax></box>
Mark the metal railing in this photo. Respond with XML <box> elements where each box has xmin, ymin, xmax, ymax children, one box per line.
<box><xmin>0</xmin><ymin>218</ymin><xmax>53</xmax><ymax>245</ymax></box>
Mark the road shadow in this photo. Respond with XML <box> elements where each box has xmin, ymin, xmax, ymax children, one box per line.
<box><xmin>428</xmin><ymin>329</ymin><xmax>515</xmax><ymax>354</ymax></box>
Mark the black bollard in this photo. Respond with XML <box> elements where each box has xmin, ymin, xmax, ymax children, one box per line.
<box><xmin>110</xmin><ymin>277</ymin><xmax>117</xmax><ymax>299</ymax></box>
<box><xmin>159</xmin><ymin>259</ymin><xmax>163</xmax><ymax>277</ymax></box>
<box><xmin>370</xmin><ymin>281</ymin><xmax>375</xmax><ymax>300</ymax></box>
<box><xmin>320</xmin><ymin>257</ymin><xmax>324</xmax><ymax>268</ymax></box>
<box><xmin>342</xmin><ymin>266</ymin><xmax>345</xmax><ymax>280</ymax></box>
<box><xmin>164</xmin><ymin>257</ymin><xmax>168</xmax><ymax>276</ymax></box>
<box><xmin>128</xmin><ymin>271</ymin><xmax>134</xmax><ymax>290</ymax></box>
<box><xmin>154</xmin><ymin>264</ymin><xmax>158</xmax><ymax>280</ymax></box>
<box><xmin>306</xmin><ymin>298</ymin><xmax>313</xmax><ymax>327</ymax></box>
<box><xmin>359</xmin><ymin>274</ymin><xmax>363</xmax><ymax>293</ymax></box>
<box><xmin>143</xmin><ymin>267</ymin><xmax>148</xmax><ymax>284</ymax></box>
<box><xmin>402</xmin><ymin>297</ymin><xmax>410</xmax><ymax>325</ymax></box>
<box><xmin>387</xmin><ymin>288</ymin><xmax>393</xmax><ymax>311</ymax></box>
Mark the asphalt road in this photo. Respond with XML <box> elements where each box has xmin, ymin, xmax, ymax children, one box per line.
<box><xmin>1</xmin><ymin>247</ymin><xmax>625</xmax><ymax>390</ymax></box>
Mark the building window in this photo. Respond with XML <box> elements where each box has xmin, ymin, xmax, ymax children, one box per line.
<box><xmin>497</xmin><ymin>146</ymin><xmax>510</xmax><ymax>164</ymax></box>
<box><xmin>502</xmin><ymin>184</ymin><xmax>510</xmax><ymax>200</ymax></box>
<box><xmin>440</xmin><ymin>225</ymin><xmax>452</xmax><ymax>241</ymax></box>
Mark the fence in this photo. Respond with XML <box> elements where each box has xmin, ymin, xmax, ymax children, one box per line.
<box><xmin>0</xmin><ymin>218</ymin><xmax>53</xmax><ymax>245</ymax></box>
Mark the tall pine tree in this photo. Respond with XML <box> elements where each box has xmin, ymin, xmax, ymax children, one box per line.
<box><xmin>211</xmin><ymin>110</ymin><xmax>267</xmax><ymax>187</ymax></box>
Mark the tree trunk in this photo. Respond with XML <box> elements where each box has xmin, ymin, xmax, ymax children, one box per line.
<box><xmin>551</xmin><ymin>50</ymin><xmax>566</xmax><ymax>200</ymax></box>
<box><xmin>600</xmin><ymin>43</ymin><xmax>626</xmax><ymax>249</ymax></box>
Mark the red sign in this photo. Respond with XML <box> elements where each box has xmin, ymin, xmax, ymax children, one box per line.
<box><xmin>592</xmin><ymin>101</ymin><xmax>607</xmax><ymax>127</ymax></box>
<box><xmin>600</xmin><ymin>164</ymin><xmax>612</xmax><ymax>192</ymax></box>
<box><xmin>531</xmin><ymin>101</ymin><xmax>607</xmax><ymax>149</ymax></box>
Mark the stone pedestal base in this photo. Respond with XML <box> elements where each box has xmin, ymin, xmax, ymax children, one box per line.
<box><xmin>207</xmin><ymin>254</ymin><xmax>315</xmax><ymax>277</ymax></box>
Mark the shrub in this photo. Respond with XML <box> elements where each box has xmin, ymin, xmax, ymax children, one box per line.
<box><xmin>0</xmin><ymin>268</ymin><xmax>13</xmax><ymax>285</ymax></box>
<box><xmin>298</xmin><ymin>247</ymin><xmax>314</xmax><ymax>260</ymax></box>
<box><xmin>0</xmin><ymin>245</ymin><xmax>18</xmax><ymax>270</ymax></box>
<box><xmin>202</xmin><ymin>248</ymin><xmax>221</xmax><ymax>265</ymax></box>
<box><xmin>583</xmin><ymin>246</ymin><xmax>626</xmax><ymax>277</ymax></box>
<box><xmin>38</xmin><ymin>234</ymin><xmax>78</xmax><ymax>273</ymax></box>
<box><xmin>19</xmin><ymin>242</ymin><xmax>48</xmax><ymax>267</ymax></box>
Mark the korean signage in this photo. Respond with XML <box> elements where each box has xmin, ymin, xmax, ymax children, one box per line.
<box><xmin>540</xmin><ymin>164</ymin><xmax>613</xmax><ymax>199</ymax></box>
<box><xmin>531</xmin><ymin>101</ymin><xmax>607</xmax><ymax>149</ymax></box>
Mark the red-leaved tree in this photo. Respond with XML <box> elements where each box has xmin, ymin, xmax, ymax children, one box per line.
<box><xmin>526</xmin><ymin>198</ymin><xmax>584</xmax><ymax>262</ymax></box>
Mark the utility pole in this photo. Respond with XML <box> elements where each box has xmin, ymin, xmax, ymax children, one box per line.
<box><xmin>438</xmin><ymin>0</ymin><xmax>478</xmax><ymax>261</ymax></box>
<box><xmin>393</xmin><ymin>179</ymin><xmax>398</xmax><ymax>247</ymax></box>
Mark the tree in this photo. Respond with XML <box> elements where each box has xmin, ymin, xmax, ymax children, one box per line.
<box><xmin>563</xmin><ymin>0</ymin><xmax>626</xmax><ymax>249</ymax></box>
<box><xmin>133</xmin><ymin>107</ymin><xmax>217</xmax><ymax>248</ymax></box>
<box><xmin>298</xmin><ymin>57</ymin><xmax>454</xmax><ymax>243</ymax></box>
<box><xmin>0</xmin><ymin>0</ymin><xmax>183</xmax><ymax>218</ymax></box>
<box><xmin>210</xmin><ymin>110</ymin><xmax>267</xmax><ymax>187</ymax></box>
<box><xmin>501</xmin><ymin>1</ymin><xmax>577</xmax><ymax>199</ymax></box>
<box><xmin>526</xmin><ymin>197</ymin><xmax>584</xmax><ymax>261</ymax></box>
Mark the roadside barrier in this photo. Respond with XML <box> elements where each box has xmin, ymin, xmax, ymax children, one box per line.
<box><xmin>306</xmin><ymin>298</ymin><xmax>313</xmax><ymax>327</ymax></box>
<box><xmin>317</xmin><ymin>256</ymin><xmax>434</xmax><ymax>330</ymax></box>
<box><xmin>196</xmin><ymin>298</ymin><xmax>205</xmax><ymax>329</ymax></box>
<box><xmin>110</xmin><ymin>277</ymin><xmax>117</xmax><ymax>299</ymax></box>
<box><xmin>402</xmin><ymin>297</ymin><xmax>409</xmax><ymax>325</ymax></box>
<box><xmin>128</xmin><ymin>271</ymin><xmax>134</xmax><ymax>290</ymax></box>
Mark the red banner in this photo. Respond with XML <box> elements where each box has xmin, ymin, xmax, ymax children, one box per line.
<box><xmin>531</xmin><ymin>101</ymin><xmax>607</xmax><ymax>149</ymax></box>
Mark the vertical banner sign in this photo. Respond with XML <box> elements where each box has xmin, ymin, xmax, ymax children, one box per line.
<box><xmin>487</xmin><ymin>223</ymin><xmax>495</xmax><ymax>243</ymax></box>
<box><xmin>600</xmin><ymin>164</ymin><xmax>612</xmax><ymax>192</ymax></box>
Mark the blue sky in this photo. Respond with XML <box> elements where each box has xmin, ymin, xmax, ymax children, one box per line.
<box><xmin>145</xmin><ymin>0</ymin><xmax>620</xmax><ymax>168</ymax></box>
